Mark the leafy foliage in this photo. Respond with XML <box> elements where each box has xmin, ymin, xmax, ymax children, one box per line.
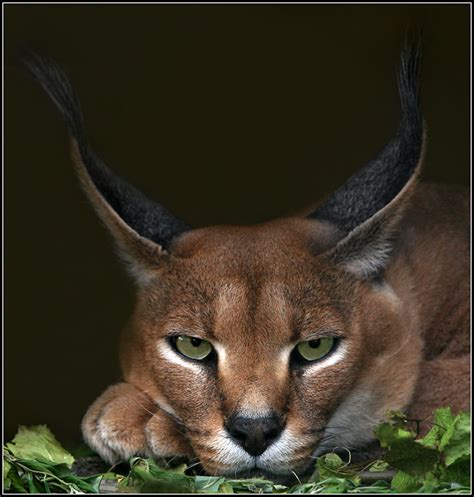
<box><xmin>3</xmin><ymin>408</ymin><xmax>471</xmax><ymax>493</ymax></box>
<box><xmin>373</xmin><ymin>407</ymin><xmax>471</xmax><ymax>493</ymax></box>
<box><xmin>3</xmin><ymin>426</ymin><xmax>101</xmax><ymax>493</ymax></box>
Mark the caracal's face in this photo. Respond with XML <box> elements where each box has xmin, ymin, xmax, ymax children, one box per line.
<box><xmin>125</xmin><ymin>219</ymin><xmax>421</xmax><ymax>478</ymax></box>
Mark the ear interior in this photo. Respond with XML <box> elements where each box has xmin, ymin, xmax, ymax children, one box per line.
<box><xmin>323</xmin><ymin>159</ymin><xmax>423</xmax><ymax>279</ymax></box>
<box><xmin>69</xmin><ymin>139</ymin><xmax>171</xmax><ymax>283</ymax></box>
<box><xmin>309</xmin><ymin>40</ymin><xmax>425</xmax><ymax>278</ymax></box>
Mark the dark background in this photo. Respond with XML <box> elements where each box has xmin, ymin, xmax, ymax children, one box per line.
<box><xmin>5</xmin><ymin>5</ymin><xmax>470</xmax><ymax>447</ymax></box>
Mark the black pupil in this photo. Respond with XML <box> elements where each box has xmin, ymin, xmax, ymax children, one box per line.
<box><xmin>190</xmin><ymin>337</ymin><xmax>202</xmax><ymax>347</ymax></box>
<box><xmin>308</xmin><ymin>339</ymin><xmax>321</xmax><ymax>348</ymax></box>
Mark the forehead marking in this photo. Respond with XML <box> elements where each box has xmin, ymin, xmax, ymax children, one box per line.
<box><xmin>214</xmin><ymin>281</ymin><xmax>248</xmax><ymax>319</ymax></box>
<box><xmin>215</xmin><ymin>283</ymin><xmax>293</xmax><ymax>414</ymax></box>
<box><xmin>236</xmin><ymin>346</ymin><xmax>293</xmax><ymax>413</ymax></box>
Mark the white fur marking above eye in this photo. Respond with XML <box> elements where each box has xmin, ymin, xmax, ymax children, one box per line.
<box><xmin>213</xmin><ymin>343</ymin><xmax>227</xmax><ymax>364</ymax></box>
<box><xmin>278</xmin><ymin>344</ymin><xmax>294</xmax><ymax>366</ymax></box>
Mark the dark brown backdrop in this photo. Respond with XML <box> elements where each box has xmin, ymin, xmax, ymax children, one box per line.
<box><xmin>5</xmin><ymin>4</ymin><xmax>470</xmax><ymax>447</ymax></box>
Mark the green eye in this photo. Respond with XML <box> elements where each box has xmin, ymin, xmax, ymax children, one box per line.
<box><xmin>296</xmin><ymin>337</ymin><xmax>336</xmax><ymax>362</ymax></box>
<box><xmin>174</xmin><ymin>335</ymin><xmax>213</xmax><ymax>360</ymax></box>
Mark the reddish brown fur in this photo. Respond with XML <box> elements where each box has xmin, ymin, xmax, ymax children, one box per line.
<box><xmin>22</xmin><ymin>50</ymin><xmax>469</xmax><ymax>479</ymax></box>
<box><xmin>81</xmin><ymin>176</ymin><xmax>469</xmax><ymax>477</ymax></box>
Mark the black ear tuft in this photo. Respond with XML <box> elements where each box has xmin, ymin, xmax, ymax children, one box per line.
<box><xmin>19</xmin><ymin>49</ymin><xmax>191</xmax><ymax>251</ymax></box>
<box><xmin>18</xmin><ymin>49</ymin><xmax>86</xmax><ymax>140</ymax></box>
<box><xmin>308</xmin><ymin>39</ymin><xmax>424</xmax><ymax>235</ymax></box>
<box><xmin>398</xmin><ymin>35</ymin><xmax>423</xmax><ymax>140</ymax></box>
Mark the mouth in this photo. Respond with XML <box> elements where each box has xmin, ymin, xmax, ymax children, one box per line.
<box><xmin>192</xmin><ymin>426</ymin><xmax>319</xmax><ymax>482</ymax></box>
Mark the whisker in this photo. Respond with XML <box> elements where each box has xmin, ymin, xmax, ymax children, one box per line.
<box><xmin>309</xmin><ymin>445</ymin><xmax>369</xmax><ymax>460</ymax></box>
<box><xmin>139</xmin><ymin>398</ymin><xmax>189</xmax><ymax>432</ymax></box>
<box><xmin>317</xmin><ymin>429</ymin><xmax>355</xmax><ymax>440</ymax></box>
<box><xmin>185</xmin><ymin>460</ymin><xmax>203</xmax><ymax>471</ymax></box>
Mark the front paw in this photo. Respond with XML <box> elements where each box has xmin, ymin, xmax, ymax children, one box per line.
<box><xmin>82</xmin><ymin>382</ymin><xmax>192</xmax><ymax>464</ymax></box>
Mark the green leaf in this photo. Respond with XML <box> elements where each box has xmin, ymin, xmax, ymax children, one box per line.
<box><xmin>12</xmin><ymin>457</ymin><xmax>57</xmax><ymax>476</ymax></box>
<box><xmin>385</xmin><ymin>439</ymin><xmax>439</xmax><ymax>475</ymax></box>
<box><xmin>322</xmin><ymin>452</ymin><xmax>344</xmax><ymax>470</ymax></box>
<box><xmin>127</xmin><ymin>458</ymin><xmax>195</xmax><ymax>493</ymax></box>
<box><xmin>391</xmin><ymin>470</ymin><xmax>423</xmax><ymax>492</ymax></box>
<box><xmin>75</xmin><ymin>474</ymin><xmax>103</xmax><ymax>493</ymax></box>
<box><xmin>385</xmin><ymin>410</ymin><xmax>411</xmax><ymax>429</ymax></box>
<box><xmin>8</xmin><ymin>468</ymin><xmax>28</xmax><ymax>493</ymax></box>
<box><xmin>419</xmin><ymin>408</ymin><xmax>471</xmax><ymax>469</ymax></box>
<box><xmin>419</xmin><ymin>407</ymin><xmax>454</xmax><ymax>449</ymax></box>
<box><xmin>442</xmin><ymin>411</ymin><xmax>470</xmax><ymax>466</ymax></box>
<box><xmin>315</xmin><ymin>454</ymin><xmax>361</xmax><ymax>486</ymax></box>
<box><xmin>367</xmin><ymin>460</ymin><xmax>389</xmax><ymax>472</ymax></box>
<box><xmin>434</xmin><ymin>407</ymin><xmax>456</xmax><ymax>430</ymax></box>
<box><xmin>6</xmin><ymin>425</ymin><xmax>74</xmax><ymax>468</ymax></box>
<box><xmin>318</xmin><ymin>476</ymin><xmax>355</xmax><ymax>493</ymax></box>
<box><xmin>373</xmin><ymin>422</ymin><xmax>414</xmax><ymax>448</ymax></box>
<box><xmin>317</xmin><ymin>454</ymin><xmax>342</xmax><ymax>480</ymax></box>
<box><xmin>26</xmin><ymin>472</ymin><xmax>45</xmax><ymax>493</ymax></box>
<box><xmin>418</xmin><ymin>471</ymin><xmax>440</xmax><ymax>493</ymax></box>
<box><xmin>420</xmin><ymin>424</ymin><xmax>444</xmax><ymax>449</ymax></box>
<box><xmin>225</xmin><ymin>477</ymin><xmax>279</xmax><ymax>493</ymax></box>
<box><xmin>218</xmin><ymin>481</ymin><xmax>235</xmax><ymax>493</ymax></box>
<box><xmin>3</xmin><ymin>458</ymin><xmax>12</xmax><ymax>490</ymax></box>
<box><xmin>288</xmin><ymin>481</ymin><xmax>319</xmax><ymax>493</ymax></box>
<box><xmin>194</xmin><ymin>475</ymin><xmax>226</xmax><ymax>492</ymax></box>
<box><xmin>320</xmin><ymin>483</ymin><xmax>350</xmax><ymax>493</ymax></box>
<box><xmin>439</xmin><ymin>458</ymin><xmax>471</xmax><ymax>487</ymax></box>
<box><xmin>3</xmin><ymin>457</ymin><xmax>12</xmax><ymax>480</ymax></box>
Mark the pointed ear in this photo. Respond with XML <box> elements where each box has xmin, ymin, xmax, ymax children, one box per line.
<box><xmin>308</xmin><ymin>40</ymin><xmax>425</xmax><ymax>278</ymax></box>
<box><xmin>20</xmin><ymin>50</ymin><xmax>191</xmax><ymax>284</ymax></box>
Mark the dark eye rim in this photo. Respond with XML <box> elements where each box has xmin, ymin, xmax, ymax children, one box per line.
<box><xmin>290</xmin><ymin>337</ymin><xmax>341</xmax><ymax>367</ymax></box>
<box><xmin>167</xmin><ymin>335</ymin><xmax>217</xmax><ymax>365</ymax></box>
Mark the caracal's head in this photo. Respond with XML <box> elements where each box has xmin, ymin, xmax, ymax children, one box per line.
<box><xmin>22</xmin><ymin>43</ymin><xmax>424</xmax><ymax>478</ymax></box>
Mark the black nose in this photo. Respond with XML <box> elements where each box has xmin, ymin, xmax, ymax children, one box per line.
<box><xmin>225</xmin><ymin>413</ymin><xmax>284</xmax><ymax>456</ymax></box>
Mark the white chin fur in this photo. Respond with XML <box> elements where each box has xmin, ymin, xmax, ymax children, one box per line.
<box><xmin>209</xmin><ymin>427</ymin><xmax>308</xmax><ymax>476</ymax></box>
<box><xmin>209</xmin><ymin>429</ymin><xmax>255</xmax><ymax>470</ymax></box>
<box><xmin>257</xmin><ymin>428</ymin><xmax>308</xmax><ymax>474</ymax></box>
